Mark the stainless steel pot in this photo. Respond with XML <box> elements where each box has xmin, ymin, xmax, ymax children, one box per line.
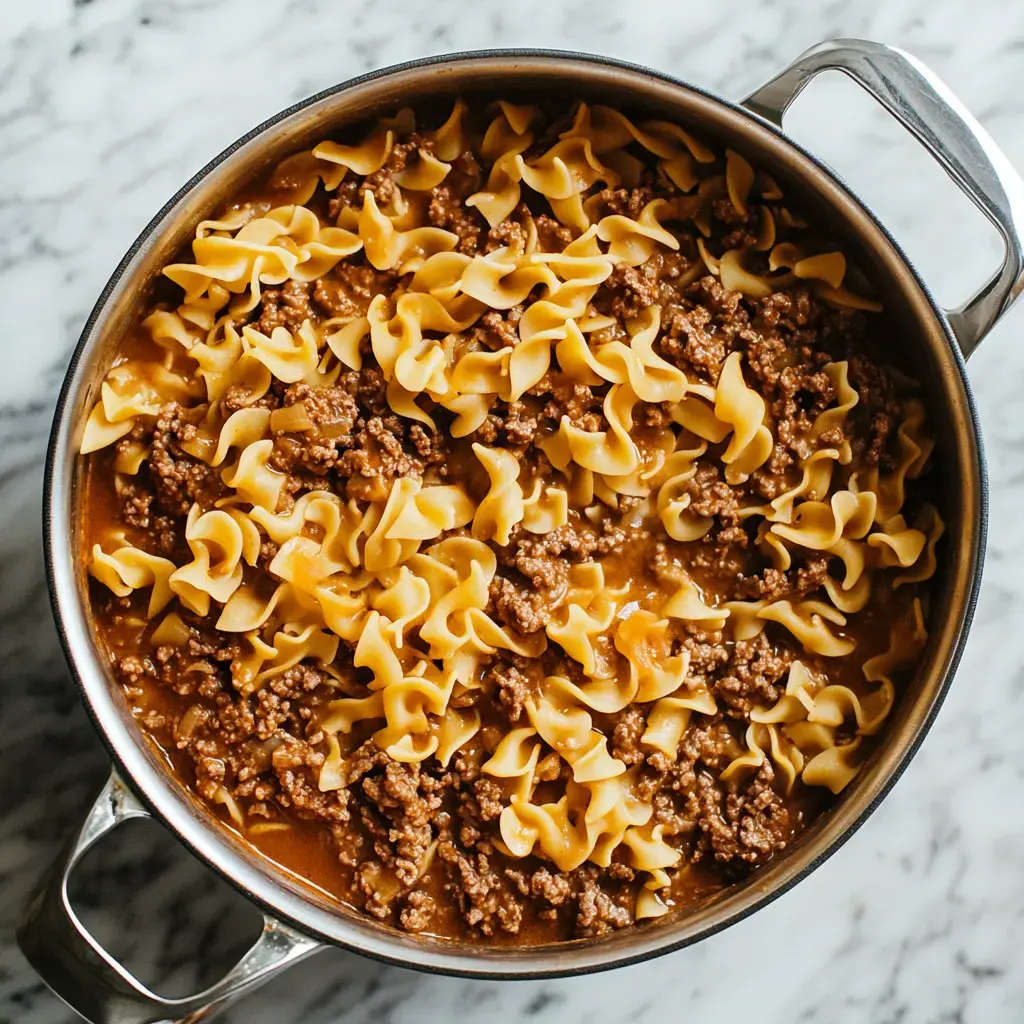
<box><xmin>21</xmin><ymin>38</ymin><xmax>1024</xmax><ymax>1024</ymax></box>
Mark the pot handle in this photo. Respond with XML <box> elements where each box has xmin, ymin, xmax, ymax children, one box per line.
<box><xmin>17</xmin><ymin>770</ymin><xmax>323</xmax><ymax>1024</ymax></box>
<box><xmin>743</xmin><ymin>37</ymin><xmax>1024</xmax><ymax>358</ymax></box>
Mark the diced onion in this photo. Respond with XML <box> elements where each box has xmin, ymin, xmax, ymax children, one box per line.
<box><xmin>151</xmin><ymin>611</ymin><xmax>191</xmax><ymax>646</ymax></box>
<box><xmin>270</xmin><ymin>403</ymin><xmax>315</xmax><ymax>433</ymax></box>
<box><xmin>177</xmin><ymin>704</ymin><xmax>208</xmax><ymax>739</ymax></box>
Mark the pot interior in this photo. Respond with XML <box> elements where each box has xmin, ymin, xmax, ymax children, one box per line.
<box><xmin>48</xmin><ymin>52</ymin><xmax>984</xmax><ymax>975</ymax></box>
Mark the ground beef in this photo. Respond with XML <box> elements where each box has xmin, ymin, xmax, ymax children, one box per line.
<box><xmin>490</xmin><ymin>575</ymin><xmax>556</xmax><ymax>635</ymax></box>
<box><xmin>360</xmin><ymin>759</ymin><xmax>443</xmax><ymax>885</ymax></box>
<box><xmin>484</xmin><ymin>657</ymin><xmax>535</xmax><ymax>724</ymax></box>
<box><xmin>148</xmin><ymin>404</ymin><xmax>229</xmax><ymax>516</ymax></box>
<box><xmin>573</xmin><ymin>866</ymin><xmax>633</xmax><ymax>937</ymax></box>
<box><xmin>693</xmin><ymin>762</ymin><xmax>790</xmax><ymax>868</ymax></box>
<box><xmin>604</xmin><ymin>263</ymin><xmax>660</xmax><ymax>320</ymax></box>
<box><xmin>473</xmin><ymin>308</ymin><xmax>524</xmax><ymax>351</ymax></box>
<box><xmin>268</xmin><ymin>381</ymin><xmax>359</xmax><ymax>475</ymax></box>
<box><xmin>714</xmin><ymin>633</ymin><xmax>794</xmax><ymax>719</ymax></box>
<box><xmin>596</xmin><ymin>186</ymin><xmax>656</xmax><ymax>219</ymax></box>
<box><xmin>443</xmin><ymin>148</ymin><xmax>484</xmax><ymax>199</ymax></box>
<box><xmin>286</xmin><ymin>381</ymin><xmax>359</xmax><ymax>435</ymax></box>
<box><xmin>472</xmin><ymin>398</ymin><xmax>544</xmax><ymax>454</ymax></box>
<box><xmin>661</xmin><ymin>301</ymin><xmax>725</xmax><ymax>379</ymax></box>
<box><xmin>735</xmin><ymin>554</ymin><xmax>830</xmax><ymax>604</ymax></box>
<box><xmin>847</xmin><ymin>354</ymin><xmax>904</xmax><ymax>468</ymax></box>
<box><xmin>525</xmin><ymin>867</ymin><xmax>572</xmax><ymax>907</ymax></box>
<box><xmin>543</xmin><ymin>381</ymin><xmax>604</xmax><ymax>430</ymax></box>
<box><xmin>438</xmin><ymin>835</ymin><xmax>523</xmax><ymax>937</ymax></box>
<box><xmin>312</xmin><ymin>264</ymin><xmax>389</xmax><ymax>318</ymax></box>
<box><xmin>336</xmin><ymin>415</ymin><xmax>427</xmax><ymax>501</ymax></box>
<box><xmin>533</xmin><ymin>214</ymin><xmax>574</xmax><ymax>252</ymax></box>
<box><xmin>610</xmin><ymin>707</ymin><xmax>647</xmax><ymax>766</ymax></box>
<box><xmin>505</xmin><ymin>517</ymin><xmax>629</xmax><ymax>567</ymax></box>
<box><xmin>485</xmin><ymin>215</ymin><xmax>529</xmax><ymax>255</ymax></box>
<box><xmin>683</xmin><ymin>638</ymin><xmax>731</xmax><ymax>690</ymax></box>
<box><xmin>358</xmin><ymin>138</ymin><xmax>417</xmax><ymax>205</ymax></box>
<box><xmin>272</xmin><ymin>739</ymin><xmax>350</xmax><ymax>822</ymax></box>
<box><xmin>120</xmin><ymin>481</ymin><xmax>154</xmax><ymax>530</ymax></box>
<box><xmin>428</xmin><ymin>184</ymin><xmax>483</xmax><ymax>252</ymax></box>
<box><xmin>684</xmin><ymin>463</ymin><xmax>742</xmax><ymax>521</ymax></box>
<box><xmin>257</xmin><ymin>280</ymin><xmax>315</xmax><ymax>334</ymax></box>
<box><xmin>92</xmin><ymin>98</ymin><xmax>936</xmax><ymax>948</ymax></box>
<box><xmin>399</xmin><ymin>890</ymin><xmax>435</xmax><ymax>932</ymax></box>
<box><xmin>408</xmin><ymin>423</ymin><xmax>447</xmax><ymax>465</ymax></box>
<box><xmin>502</xmin><ymin>400</ymin><xmax>541</xmax><ymax>445</ymax></box>
<box><xmin>682</xmin><ymin>720</ymin><xmax>740</xmax><ymax>773</ymax></box>
<box><xmin>600</xmin><ymin>248</ymin><xmax>697</xmax><ymax>321</ymax></box>
<box><xmin>340</xmin><ymin>367</ymin><xmax>388</xmax><ymax>417</ymax></box>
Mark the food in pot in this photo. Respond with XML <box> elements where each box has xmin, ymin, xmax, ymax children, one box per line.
<box><xmin>81</xmin><ymin>98</ymin><xmax>942</xmax><ymax>940</ymax></box>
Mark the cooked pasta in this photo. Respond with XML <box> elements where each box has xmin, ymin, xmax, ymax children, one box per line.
<box><xmin>83</xmin><ymin>98</ymin><xmax>940</xmax><ymax>944</ymax></box>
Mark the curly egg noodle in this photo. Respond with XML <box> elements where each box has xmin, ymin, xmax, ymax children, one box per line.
<box><xmin>83</xmin><ymin>98</ymin><xmax>941</xmax><ymax>931</ymax></box>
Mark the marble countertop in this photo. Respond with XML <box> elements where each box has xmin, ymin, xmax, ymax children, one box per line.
<box><xmin>3</xmin><ymin>0</ymin><xmax>1023</xmax><ymax>1021</ymax></box>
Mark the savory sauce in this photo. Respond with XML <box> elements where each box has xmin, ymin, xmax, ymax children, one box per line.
<box><xmin>81</xmin><ymin>97</ymin><xmax>940</xmax><ymax>942</ymax></box>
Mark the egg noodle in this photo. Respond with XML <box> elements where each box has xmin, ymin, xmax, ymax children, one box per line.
<box><xmin>83</xmin><ymin>99</ymin><xmax>940</xmax><ymax>932</ymax></box>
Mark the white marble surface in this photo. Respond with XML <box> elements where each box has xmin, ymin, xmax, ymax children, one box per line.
<box><xmin>2</xmin><ymin>0</ymin><xmax>1024</xmax><ymax>1021</ymax></box>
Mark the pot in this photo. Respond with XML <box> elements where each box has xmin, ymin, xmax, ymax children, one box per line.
<box><xmin>20</xmin><ymin>38</ymin><xmax>1024</xmax><ymax>1024</ymax></box>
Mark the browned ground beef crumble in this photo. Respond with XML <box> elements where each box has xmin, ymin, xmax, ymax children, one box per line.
<box><xmin>87</xmin><ymin>103</ymin><xmax>934</xmax><ymax>943</ymax></box>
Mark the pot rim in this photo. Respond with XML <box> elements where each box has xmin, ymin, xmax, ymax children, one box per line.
<box><xmin>43</xmin><ymin>47</ymin><xmax>987</xmax><ymax>979</ymax></box>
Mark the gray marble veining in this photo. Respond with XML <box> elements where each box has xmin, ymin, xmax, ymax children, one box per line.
<box><xmin>2</xmin><ymin>0</ymin><xmax>1023</xmax><ymax>1021</ymax></box>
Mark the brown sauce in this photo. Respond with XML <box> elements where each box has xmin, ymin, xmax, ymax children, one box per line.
<box><xmin>81</xmin><ymin>98</ymin><xmax>940</xmax><ymax>943</ymax></box>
